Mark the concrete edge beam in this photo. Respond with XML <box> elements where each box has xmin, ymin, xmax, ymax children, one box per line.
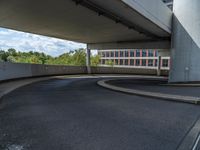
<box><xmin>97</xmin><ymin>79</ymin><xmax>200</xmax><ymax>105</ymax></box>
<box><xmin>122</xmin><ymin>0</ymin><xmax>172</xmax><ymax>34</ymax></box>
<box><xmin>88</xmin><ymin>40</ymin><xmax>171</xmax><ymax>50</ymax></box>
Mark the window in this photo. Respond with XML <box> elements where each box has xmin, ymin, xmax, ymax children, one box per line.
<box><xmin>142</xmin><ymin>60</ymin><xmax>146</xmax><ymax>66</ymax></box>
<box><xmin>115</xmin><ymin>59</ymin><xmax>118</xmax><ymax>65</ymax></box>
<box><xmin>125</xmin><ymin>51</ymin><xmax>129</xmax><ymax>57</ymax></box>
<box><xmin>106</xmin><ymin>52</ymin><xmax>109</xmax><ymax>57</ymax></box>
<box><xmin>130</xmin><ymin>59</ymin><xmax>134</xmax><ymax>66</ymax></box>
<box><xmin>125</xmin><ymin>59</ymin><xmax>128</xmax><ymax>65</ymax></box>
<box><xmin>111</xmin><ymin>51</ymin><xmax>114</xmax><ymax>57</ymax></box>
<box><xmin>130</xmin><ymin>50</ymin><xmax>134</xmax><ymax>57</ymax></box>
<box><xmin>101</xmin><ymin>52</ymin><xmax>105</xmax><ymax>57</ymax></box>
<box><xmin>142</xmin><ymin>50</ymin><xmax>146</xmax><ymax>57</ymax></box>
<box><xmin>115</xmin><ymin>51</ymin><xmax>119</xmax><ymax>57</ymax></box>
<box><xmin>162</xmin><ymin>59</ymin><xmax>169</xmax><ymax>67</ymax></box>
<box><xmin>148</xmin><ymin>59</ymin><xmax>153</xmax><ymax>66</ymax></box>
<box><xmin>148</xmin><ymin>50</ymin><xmax>154</xmax><ymax>57</ymax></box>
<box><xmin>102</xmin><ymin>59</ymin><xmax>105</xmax><ymax>64</ymax></box>
<box><xmin>136</xmin><ymin>59</ymin><xmax>140</xmax><ymax>66</ymax></box>
<box><xmin>120</xmin><ymin>59</ymin><xmax>124</xmax><ymax>65</ymax></box>
<box><xmin>136</xmin><ymin>50</ymin><xmax>140</xmax><ymax>57</ymax></box>
<box><xmin>155</xmin><ymin>51</ymin><xmax>158</xmax><ymax>57</ymax></box>
<box><xmin>120</xmin><ymin>51</ymin><xmax>124</xmax><ymax>57</ymax></box>
<box><xmin>98</xmin><ymin>52</ymin><xmax>101</xmax><ymax>56</ymax></box>
<box><xmin>155</xmin><ymin>59</ymin><xmax>158</xmax><ymax>67</ymax></box>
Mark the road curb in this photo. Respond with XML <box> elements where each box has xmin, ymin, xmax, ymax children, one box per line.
<box><xmin>97</xmin><ymin>79</ymin><xmax>200</xmax><ymax>105</ymax></box>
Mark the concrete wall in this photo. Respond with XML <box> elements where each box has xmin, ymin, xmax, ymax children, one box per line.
<box><xmin>169</xmin><ymin>0</ymin><xmax>200</xmax><ymax>82</ymax></box>
<box><xmin>0</xmin><ymin>62</ymin><xmax>87</xmax><ymax>81</ymax></box>
<box><xmin>158</xmin><ymin>50</ymin><xmax>170</xmax><ymax>57</ymax></box>
<box><xmin>91</xmin><ymin>66</ymin><xmax>168</xmax><ymax>76</ymax></box>
<box><xmin>0</xmin><ymin>62</ymin><xmax>169</xmax><ymax>81</ymax></box>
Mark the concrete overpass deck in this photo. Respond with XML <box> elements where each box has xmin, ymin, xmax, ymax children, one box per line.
<box><xmin>0</xmin><ymin>0</ymin><xmax>172</xmax><ymax>49</ymax></box>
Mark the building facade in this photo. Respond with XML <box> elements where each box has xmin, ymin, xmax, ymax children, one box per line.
<box><xmin>98</xmin><ymin>49</ymin><xmax>170</xmax><ymax>70</ymax></box>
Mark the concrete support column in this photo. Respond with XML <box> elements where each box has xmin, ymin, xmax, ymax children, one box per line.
<box><xmin>157</xmin><ymin>56</ymin><xmax>161</xmax><ymax>76</ymax></box>
<box><xmin>86</xmin><ymin>48</ymin><xmax>91</xmax><ymax>74</ymax></box>
<box><xmin>169</xmin><ymin>0</ymin><xmax>200</xmax><ymax>82</ymax></box>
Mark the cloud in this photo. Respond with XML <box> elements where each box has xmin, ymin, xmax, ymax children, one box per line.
<box><xmin>0</xmin><ymin>28</ymin><xmax>86</xmax><ymax>56</ymax></box>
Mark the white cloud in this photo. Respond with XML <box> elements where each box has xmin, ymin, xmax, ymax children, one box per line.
<box><xmin>0</xmin><ymin>28</ymin><xmax>86</xmax><ymax>56</ymax></box>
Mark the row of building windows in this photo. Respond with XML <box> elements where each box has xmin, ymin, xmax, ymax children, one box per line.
<box><xmin>101</xmin><ymin>59</ymin><xmax>170</xmax><ymax>67</ymax></box>
<box><xmin>99</xmin><ymin>50</ymin><xmax>157</xmax><ymax>58</ymax></box>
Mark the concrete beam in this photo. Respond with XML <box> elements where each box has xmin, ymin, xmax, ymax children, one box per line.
<box><xmin>0</xmin><ymin>0</ymin><xmax>171</xmax><ymax>44</ymax></box>
<box><xmin>122</xmin><ymin>0</ymin><xmax>172</xmax><ymax>34</ymax></box>
<box><xmin>87</xmin><ymin>40</ymin><xmax>171</xmax><ymax>50</ymax></box>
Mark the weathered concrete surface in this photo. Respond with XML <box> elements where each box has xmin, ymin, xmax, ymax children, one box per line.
<box><xmin>0</xmin><ymin>77</ymin><xmax>200</xmax><ymax>150</ymax></box>
<box><xmin>0</xmin><ymin>62</ymin><xmax>169</xmax><ymax>81</ymax></box>
<box><xmin>91</xmin><ymin>66</ymin><xmax>169</xmax><ymax>76</ymax></box>
<box><xmin>169</xmin><ymin>0</ymin><xmax>200</xmax><ymax>82</ymax></box>
<box><xmin>0</xmin><ymin>62</ymin><xmax>87</xmax><ymax>81</ymax></box>
<box><xmin>0</xmin><ymin>0</ymin><xmax>171</xmax><ymax>47</ymax></box>
<box><xmin>87</xmin><ymin>40</ymin><xmax>171</xmax><ymax>50</ymax></box>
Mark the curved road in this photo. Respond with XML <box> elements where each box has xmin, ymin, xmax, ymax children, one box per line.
<box><xmin>0</xmin><ymin>77</ymin><xmax>200</xmax><ymax>150</ymax></box>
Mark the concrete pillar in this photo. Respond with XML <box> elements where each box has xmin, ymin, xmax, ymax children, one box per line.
<box><xmin>157</xmin><ymin>56</ymin><xmax>161</xmax><ymax>76</ymax></box>
<box><xmin>169</xmin><ymin>0</ymin><xmax>200</xmax><ymax>82</ymax></box>
<box><xmin>86</xmin><ymin>48</ymin><xmax>91</xmax><ymax>74</ymax></box>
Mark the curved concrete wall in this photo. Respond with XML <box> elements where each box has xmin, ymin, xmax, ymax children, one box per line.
<box><xmin>0</xmin><ymin>62</ymin><xmax>87</xmax><ymax>81</ymax></box>
<box><xmin>0</xmin><ymin>62</ymin><xmax>168</xmax><ymax>81</ymax></box>
<box><xmin>91</xmin><ymin>66</ymin><xmax>168</xmax><ymax>76</ymax></box>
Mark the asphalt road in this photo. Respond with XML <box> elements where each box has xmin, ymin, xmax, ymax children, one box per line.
<box><xmin>107</xmin><ymin>78</ymin><xmax>200</xmax><ymax>97</ymax></box>
<box><xmin>1</xmin><ymin>77</ymin><xmax>200</xmax><ymax>150</ymax></box>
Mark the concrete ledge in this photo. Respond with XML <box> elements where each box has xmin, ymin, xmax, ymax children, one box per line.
<box><xmin>97</xmin><ymin>79</ymin><xmax>200</xmax><ymax>105</ymax></box>
<box><xmin>0</xmin><ymin>62</ymin><xmax>169</xmax><ymax>82</ymax></box>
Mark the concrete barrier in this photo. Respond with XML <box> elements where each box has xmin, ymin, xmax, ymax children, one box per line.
<box><xmin>0</xmin><ymin>62</ymin><xmax>87</xmax><ymax>81</ymax></box>
<box><xmin>0</xmin><ymin>62</ymin><xmax>169</xmax><ymax>81</ymax></box>
<box><xmin>91</xmin><ymin>66</ymin><xmax>169</xmax><ymax>76</ymax></box>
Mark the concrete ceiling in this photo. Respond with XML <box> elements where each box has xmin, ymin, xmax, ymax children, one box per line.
<box><xmin>0</xmin><ymin>0</ymin><xmax>172</xmax><ymax>45</ymax></box>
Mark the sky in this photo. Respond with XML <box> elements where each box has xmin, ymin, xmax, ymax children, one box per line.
<box><xmin>0</xmin><ymin>28</ymin><xmax>87</xmax><ymax>56</ymax></box>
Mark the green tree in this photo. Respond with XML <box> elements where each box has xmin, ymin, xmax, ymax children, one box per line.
<box><xmin>105</xmin><ymin>60</ymin><xmax>114</xmax><ymax>67</ymax></box>
<box><xmin>71</xmin><ymin>49</ymin><xmax>86</xmax><ymax>66</ymax></box>
<box><xmin>0</xmin><ymin>48</ymin><xmax>92</xmax><ymax>66</ymax></box>
<box><xmin>0</xmin><ymin>50</ymin><xmax>9</xmax><ymax>61</ymax></box>
<box><xmin>7</xmin><ymin>56</ymin><xmax>16</xmax><ymax>62</ymax></box>
<box><xmin>7</xmin><ymin>48</ymin><xmax>17</xmax><ymax>56</ymax></box>
<box><xmin>91</xmin><ymin>55</ymin><xmax>100</xmax><ymax>66</ymax></box>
